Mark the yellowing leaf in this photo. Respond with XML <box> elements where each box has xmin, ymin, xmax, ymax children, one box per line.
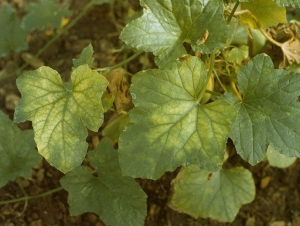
<box><xmin>119</xmin><ymin>56</ymin><xmax>237</xmax><ymax>179</ymax></box>
<box><xmin>14</xmin><ymin>65</ymin><xmax>108</xmax><ymax>173</ymax></box>
<box><xmin>240</xmin><ymin>0</ymin><xmax>286</xmax><ymax>29</ymax></box>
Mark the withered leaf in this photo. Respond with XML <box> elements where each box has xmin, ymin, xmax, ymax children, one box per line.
<box><xmin>105</xmin><ymin>68</ymin><xmax>133</xmax><ymax>113</ymax></box>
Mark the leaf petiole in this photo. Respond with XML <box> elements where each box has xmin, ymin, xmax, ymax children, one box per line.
<box><xmin>95</xmin><ymin>50</ymin><xmax>144</xmax><ymax>75</ymax></box>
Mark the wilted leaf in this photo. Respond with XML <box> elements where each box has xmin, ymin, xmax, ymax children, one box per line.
<box><xmin>120</xmin><ymin>0</ymin><xmax>232</xmax><ymax>69</ymax></box>
<box><xmin>0</xmin><ymin>4</ymin><xmax>28</xmax><ymax>57</ymax></box>
<box><xmin>170</xmin><ymin>165</ymin><xmax>255</xmax><ymax>222</ymax></box>
<box><xmin>0</xmin><ymin>111</ymin><xmax>42</xmax><ymax>188</ymax></box>
<box><xmin>21</xmin><ymin>0</ymin><xmax>71</xmax><ymax>32</ymax></box>
<box><xmin>119</xmin><ymin>56</ymin><xmax>237</xmax><ymax>179</ymax></box>
<box><xmin>229</xmin><ymin>54</ymin><xmax>300</xmax><ymax>165</ymax></box>
<box><xmin>105</xmin><ymin>68</ymin><xmax>133</xmax><ymax>113</ymax></box>
<box><xmin>267</xmin><ymin>22</ymin><xmax>300</xmax><ymax>68</ymax></box>
<box><xmin>240</xmin><ymin>0</ymin><xmax>286</xmax><ymax>29</ymax></box>
<box><xmin>60</xmin><ymin>139</ymin><xmax>147</xmax><ymax>226</ymax></box>
<box><xmin>73</xmin><ymin>44</ymin><xmax>94</xmax><ymax>68</ymax></box>
<box><xmin>267</xmin><ymin>144</ymin><xmax>297</xmax><ymax>168</ymax></box>
<box><xmin>14</xmin><ymin>65</ymin><xmax>108</xmax><ymax>173</ymax></box>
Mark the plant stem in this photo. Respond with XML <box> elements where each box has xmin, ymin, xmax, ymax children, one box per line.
<box><xmin>16</xmin><ymin>177</ymin><xmax>28</xmax><ymax>214</ymax></box>
<box><xmin>231</xmin><ymin>80</ymin><xmax>242</xmax><ymax>101</ymax></box>
<box><xmin>0</xmin><ymin>1</ymin><xmax>95</xmax><ymax>82</ymax></box>
<box><xmin>205</xmin><ymin>89</ymin><xmax>221</xmax><ymax>97</ymax></box>
<box><xmin>234</xmin><ymin>9</ymin><xmax>282</xmax><ymax>48</ymax></box>
<box><xmin>96</xmin><ymin>50</ymin><xmax>144</xmax><ymax>75</ymax></box>
<box><xmin>0</xmin><ymin>187</ymin><xmax>64</xmax><ymax>206</ymax></box>
<box><xmin>227</xmin><ymin>1</ymin><xmax>240</xmax><ymax>24</ymax></box>
<box><xmin>213</xmin><ymin>70</ymin><xmax>228</xmax><ymax>92</ymax></box>
<box><xmin>110</xmin><ymin>2</ymin><xmax>122</xmax><ymax>32</ymax></box>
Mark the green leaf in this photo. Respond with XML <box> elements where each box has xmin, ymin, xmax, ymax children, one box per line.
<box><xmin>120</xmin><ymin>0</ymin><xmax>232</xmax><ymax>69</ymax></box>
<box><xmin>226</xmin><ymin>46</ymin><xmax>248</xmax><ymax>64</ymax></box>
<box><xmin>0</xmin><ymin>111</ymin><xmax>42</xmax><ymax>188</ymax></box>
<box><xmin>266</xmin><ymin>144</ymin><xmax>297</xmax><ymax>168</ymax></box>
<box><xmin>21</xmin><ymin>0</ymin><xmax>71</xmax><ymax>32</ymax></box>
<box><xmin>273</xmin><ymin>0</ymin><xmax>300</xmax><ymax>7</ymax></box>
<box><xmin>229</xmin><ymin>54</ymin><xmax>300</xmax><ymax>165</ymax></box>
<box><xmin>102</xmin><ymin>113</ymin><xmax>130</xmax><ymax>143</ymax></box>
<box><xmin>0</xmin><ymin>4</ymin><xmax>28</xmax><ymax>57</ymax></box>
<box><xmin>14</xmin><ymin>65</ymin><xmax>108</xmax><ymax>173</ymax></box>
<box><xmin>60</xmin><ymin>139</ymin><xmax>147</xmax><ymax>226</ymax></box>
<box><xmin>240</xmin><ymin>0</ymin><xmax>286</xmax><ymax>29</ymax></box>
<box><xmin>170</xmin><ymin>165</ymin><xmax>255</xmax><ymax>222</ymax></box>
<box><xmin>73</xmin><ymin>44</ymin><xmax>94</xmax><ymax>68</ymax></box>
<box><xmin>118</xmin><ymin>56</ymin><xmax>237</xmax><ymax>179</ymax></box>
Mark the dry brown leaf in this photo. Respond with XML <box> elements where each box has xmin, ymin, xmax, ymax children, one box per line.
<box><xmin>260</xmin><ymin>176</ymin><xmax>271</xmax><ymax>189</ymax></box>
<box><xmin>267</xmin><ymin>22</ymin><xmax>300</xmax><ymax>68</ymax></box>
<box><xmin>105</xmin><ymin>68</ymin><xmax>133</xmax><ymax>113</ymax></box>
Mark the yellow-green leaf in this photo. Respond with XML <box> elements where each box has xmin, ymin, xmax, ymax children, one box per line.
<box><xmin>240</xmin><ymin>0</ymin><xmax>286</xmax><ymax>29</ymax></box>
<box><xmin>14</xmin><ymin>65</ymin><xmax>108</xmax><ymax>173</ymax></box>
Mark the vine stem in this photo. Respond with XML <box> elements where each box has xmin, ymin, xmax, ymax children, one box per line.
<box><xmin>0</xmin><ymin>187</ymin><xmax>64</xmax><ymax>206</ymax></box>
<box><xmin>226</xmin><ymin>1</ymin><xmax>240</xmax><ymax>24</ymax></box>
<box><xmin>234</xmin><ymin>9</ymin><xmax>282</xmax><ymax>48</ymax></box>
<box><xmin>213</xmin><ymin>69</ymin><xmax>228</xmax><ymax>92</ymax></box>
<box><xmin>205</xmin><ymin>89</ymin><xmax>221</xmax><ymax>97</ymax></box>
<box><xmin>95</xmin><ymin>50</ymin><xmax>144</xmax><ymax>75</ymax></box>
<box><xmin>0</xmin><ymin>0</ymin><xmax>95</xmax><ymax>82</ymax></box>
<box><xmin>16</xmin><ymin>177</ymin><xmax>28</xmax><ymax>214</ymax></box>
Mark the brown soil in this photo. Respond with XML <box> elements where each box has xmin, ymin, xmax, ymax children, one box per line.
<box><xmin>0</xmin><ymin>1</ymin><xmax>300</xmax><ymax>226</ymax></box>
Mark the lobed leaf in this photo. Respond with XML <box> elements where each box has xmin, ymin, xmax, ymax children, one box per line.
<box><xmin>14</xmin><ymin>65</ymin><xmax>108</xmax><ymax>173</ymax></box>
<box><xmin>73</xmin><ymin>44</ymin><xmax>94</xmax><ymax>68</ymax></box>
<box><xmin>170</xmin><ymin>165</ymin><xmax>255</xmax><ymax>222</ymax></box>
<box><xmin>0</xmin><ymin>4</ymin><xmax>28</xmax><ymax>57</ymax></box>
<box><xmin>0</xmin><ymin>111</ymin><xmax>42</xmax><ymax>188</ymax></box>
<box><xmin>21</xmin><ymin>0</ymin><xmax>71</xmax><ymax>32</ymax></box>
<box><xmin>118</xmin><ymin>56</ymin><xmax>237</xmax><ymax>179</ymax></box>
<box><xmin>60</xmin><ymin>139</ymin><xmax>147</xmax><ymax>226</ymax></box>
<box><xmin>229</xmin><ymin>54</ymin><xmax>300</xmax><ymax>165</ymax></box>
<box><xmin>120</xmin><ymin>0</ymin><xmax>232</xmax><ymax>69</ymax></box>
